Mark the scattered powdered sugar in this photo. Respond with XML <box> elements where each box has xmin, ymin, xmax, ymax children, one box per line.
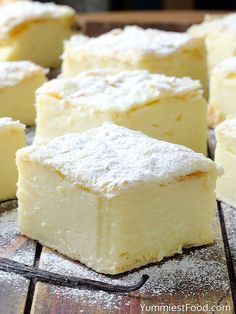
<box><xmin>0</xmin><ymin>206</ymin><xmax>35</xmax><ymax>265</ymax></box>
<box><xmin>39</xmin><ymin>238</ymin><xmax>230</xmax><ymax>310</ymax></box>
<box><xmin>0</xmin><ymin>207</ymin><xmax>18</xmax><ymax>239</ymax></box>
<box><xmin>37</xmin><ymin>69</ymin><xmax>202</xmax><ymax>112</ymax></box>
<box><xmin>17</xmin><ymin>123</ymin><xmax>218</xmax><ymax>198</ymax></box>
<box><xmin>0</xmin><ymin>1</ymin><xmax>75</xmax><ymax>35</ymax></box>
<box><xmin>0</xmin><ymin>270</ymin><xmax>29</xmax><ymax>294</ymax></box>
<box><xmin>65</xmin><ymin>25</ymin><xmax>200</xmax><ymax>57</ymax></box>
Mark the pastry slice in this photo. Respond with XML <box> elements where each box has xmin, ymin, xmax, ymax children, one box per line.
<box><xmin>34</xmin><ymin>69</ymin><xmax>207</xmax><ymax>154</ymax></box>
<box><xmin>208</xmin><ymin>57</ymin><xmax>236</xmax><ymax>127</ymax></box>
<box><xmin>0</xmin><ymin>117</ymin><xmax>25</xmax><ymax>201</ymax></box>
<box><xmin>188</xmin><ymin>13</ymin><xmax>236</xmax><ymax>73</ymax></box>
<box><xmin>215</xmin><ymin>117</ymin><xmax>236</xmax><ymax>208</ymax></box>
<box><xmin>0</xmin><ymin>61</ymin><xmax>47</xmax><ymax>125</ymax></box>
<box><xmin>0</xmin><ymin>1</ymin><xmax>77</xmax><ymax>67</ymax></box>
<box><xmin>61</xmin><ymin>26</ymin><xmax>207</xmax><ymax>95</ymax></box>
<box><xmin>17</xmin><ymin>123</ymin><xmax>219</xmax><ymax>274</ymax></box>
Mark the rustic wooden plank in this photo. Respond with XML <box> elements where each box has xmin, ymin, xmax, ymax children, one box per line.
<box><xmin>77</xmin><ymin>11</ymin><xmax>228</xmax><ymax>36</ymax></box>
<box><xmin>78</xmin><ymin>10</ymin><xmax>226</xmax><ymax>25</ymax></box>
<box><xmin>0</xmin><ymin>201</ymin><xmax>36</xmax><ymax>314</ymax></box>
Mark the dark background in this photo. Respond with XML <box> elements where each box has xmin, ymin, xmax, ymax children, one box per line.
<box><xmin>38</xmin><ymin>0</ymin><xmax>236</xmax><ymax>12</ymax></box>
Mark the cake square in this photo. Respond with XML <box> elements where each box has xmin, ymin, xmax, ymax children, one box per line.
<box><xmin>17</xmin><ymin>123</ymin><xmax>219</xmax><ymax>274</ymax></box>
<box><xmin>0</xmin><ymin>61</ymin><xmax>47</xmax><ymax>125</ymax></box>
<box><xmin>0</xmin><ymin>1</ymin><xmax>77</xmax><ymax>67</ymax></box>
<box><xmin>34</xmin><ymin>69</ymin><xmax>207</xmax><ymax>154</ymax></box>
<box><xmin>61</xmin><ymin>26</ymin><xmax>208</xmax><ymax>95</ymax></box>
<box><xmin>208</xmin><ymin>57</ymin><xmax>236</xmax><ymax>127</ymax></box>
<box><xmin>0</xmin><ymin>117</ymin><xmax>25</xmax><ymax>201</ymax></box>
<box><xmin>215</xmin><ymin>117</ymin><xmax>236</xmax><ymax>208</ymax></box>
<box><xmin>188</xmin><ymin>13</ymin><xmax>236</xmax><ymax>73</ymax></box>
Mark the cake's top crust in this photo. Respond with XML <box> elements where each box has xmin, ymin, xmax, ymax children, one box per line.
<box><xmin>0</xmin><ymin>61</ymin><xmax>47</xmax><ymax>88</ymax></box>
<box><xmin>18</xmin><ymin>123</ymin><xmax>218</xmax><ymax>197</ymax></box>
<box><xmin>37</xmin><ymin>69</ymin><xmax>202</xmax><ymax>112</ymax></box>
<box><xmin>213</xmin><ymin>57</ymin><xmax>236</xmax><ymax>77</ymax></box>
<box><xmin>216</xmin><ymin>117</ymin><xmax>236</xmax><ymax>140</ymax></box>
<box><xmin>188</xmin><ymin>13</ymin><xmax>236</xmax><ymax>36</ymax></box>
<box><xmin>0</xmin><ymin>117</ymin><xmax>25</xmax><ymax>130</ymax></box>
<box><xmin>64</xmin><ymin>25</ymin><xmax>201</xmax><ymax>58</ymax></box>
<box><xmin>0</xmin><ymin>1</ymin><xmax>75</xmax><ymax>35</ymax></box>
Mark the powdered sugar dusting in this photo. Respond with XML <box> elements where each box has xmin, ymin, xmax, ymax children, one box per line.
<box><xmin>65</xmin><ymin>25</ymin><xmax>200</xmax><ymax>57</ymax></box>
<box><xmin>0</xmin><ymin>117</ymin><xmax>25</xmax><ymax>130</ymax></box>
<box><xmin>0</xmin><ymin>206</ymin><xmax>35</xmax><ymax>265</ymax></box>
<box><xmin>37</xmin><ymin>69</ymin><xmax>202</xmax><ymax>112</ymax></box>
<box><xmin>17</xmin><ymin>123</ymin><xmax>218</xmax><ymax>197</ymax></box>
<box><xmin>0</xmin><ymin>1</ymin><xmax>75</xmax><ymax>35</ymax></box>
<box><xmin>0</xmin><ymin>61</ymin><xmax>47</xmax><ymax>88</ymax></box>
<box><xmin>0</xmin><ymin>207</ymin><xmax>31</xmax><ymax>313</ymax></box>
<box><xmin>38</xmin><ymin>234</ymin><xmax>230</xmax><ymax>310</ymax></box>
<box><xmin>0</xmin><ymin>271</ymin><xmax>29</xmax><ymax>296</ymax></box>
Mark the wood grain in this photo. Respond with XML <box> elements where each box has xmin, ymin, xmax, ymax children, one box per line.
<box><xmin>0</xmin><ymin>202</ymin><xmax>36</xmax><ymax>314</ymax></box>
<box><xmin>77</xmin><ymin>10</ymin><xmax>228</xmax><ymax>36</ymax></box>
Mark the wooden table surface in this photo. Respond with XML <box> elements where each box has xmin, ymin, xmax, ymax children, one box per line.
<box><xmin>0</xmin><ymin>11</ymin><xmax>236</xmax><ymax>314</ymax></box>
<box><xmin>77</xmin><ymin>10</ymin><xmax>228</xmax><ymax>35</ymax></box>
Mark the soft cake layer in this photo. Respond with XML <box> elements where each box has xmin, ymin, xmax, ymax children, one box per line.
<box><xmin>188</xmin><ymin>13</ymin><xmax>236</xmax><ymax>72</ymax></box>
<box><xmin>0</xmin><ymin>61</ymin><xmax>47</xmax><ymax>125</ymax></box>
<box><xmin>208</xmin><ymin>57</ymin><xmax>236</xmax><ymax>127</ymax></box>
<box><xmin>34</xmin><ymin>70</ymin><xmax>207</xmax><ymax>154</ymax></box>
<box><xmin>61</xmin><ymin>26</ymin><xmax>207</xmax><ymax>94</ymax></box>
<box><xmin>17</xmin><ymin>123</ymin><xmax>219</xmax><ymax>274</ymax></box>
<box><xmin>215</xmin><ymin>117</ymin><xmax>236</xmax><ymax>208</ymax></box>
<box><xmin>0</xmin><ymin>117</ymin><xmax>25</xmax><ymax>201</ymax></box>
<box><xmin>0</xmin><ymin>1</ymin><xmax>77</xmax><ymax>67</ymax></box>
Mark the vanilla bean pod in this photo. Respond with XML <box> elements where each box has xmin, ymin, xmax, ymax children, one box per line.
<box><xmin>0</xmin><ymin>258</ymin><xmax>149</xmax><ymax>293</ymax></box>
